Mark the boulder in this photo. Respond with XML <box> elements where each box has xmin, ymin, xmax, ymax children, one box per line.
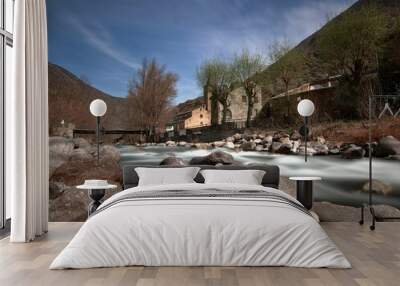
<box><xmin>99</xmin><ymin>145</ymin><xmax>121</xmax><ymax>162</ymax></box>
<box><xmin>316</xmin><ymin>136</ymin><xmax>326</xmax><ymax>145</ymax></box>
<box><xmin>49</xmin><ymin>181</ymin><xmax>68</xmax><ymax>200</ymax></box>
<box><xmin>279</xmin><ymin>137</ymin><xmax>292</xmax><ymax>145</ymax></box>
<box><xmin>312</xmin><ymin>143</ymin><xmax>329</xmax><ymax>155</ymax></box>
<box><xmin>70</xmin><ymin>148</ymin><xmax>93</xmax><ymax>161</ymax></box>
<box><xmin>298</xmin><ymin>146</ymin><xmax>317</xmax><ymax>156</ymax></box>
<box><xmin>225</xmin><ymin>137</ymin><xmax>234</xmax><ymax>143</ymax></box>
<box><xmin>213</xmin><ymin>141</ymin><xmax>226</xmax><ymax>148</ymax></box>
<box><xmin>160</xmin><ymin>157</ymin><xmax>185</xmax><ymax>166</ymax></box>
<box><xmin>290</xmin><ymin>131</ymin><xmax>302</xmax><ymax>141</ymax></box>
<box><xmin>192</xmin><ymin>143</ymin><xmax>210</xmax><ymax>149</ymax></box>
<box><xmin>224</xmin><ymin>142</ymin><xmax>235</xmax><ymax>149</ymax></box>
<box><xmin>72</xmin><ymin>137</ymin><xmax>91</xmax><ymax>149</ymax></box>
<box><xmin>257</xmin><ymin>134</ymin><xmax>266</xmax><ymax>140</ymax></box>
<box><xmin>49</xmin><ymin>184</ymin><xmax>121</xmax><ymax>222</ymax></box>
<box><xmin>363</xmin><ymin>142</ymin><xmax>377</xmax><ymax>157</ymax></box>
<box><xmin>49</xmin><ymin>136</ymin><xmax>75</xmax><ymax>177</ymax></box>
<box><xmin>362</xmin><ymin>179</ymin><xmax>393</xmax><ymax>196</ymax></box>
<box><xmin>273</xmin><ymin>132</ymin><xmax>289</xmax><ymax>142</ymax></box>
<box><xmin>329</xmin><ymin>148</ymin><xmax>341</xmax><ymax>155</ymax></box>
<box><xmin>374</xmin><ymin>136</ymin><xmax>400</xmax><ymax>157</ymax></box>
<box><xmin>388</xmin><ymin>155</ymin><xmax>400</xmax><ymax>161</ymax></box>
<box><xmin>49</xmin><ymin>151</ymin><xmax>122</xmax><ymax>221</ymax></box>
<box><xmin>291</xmin><ymin>140</ymin><xmax>300</xmax><ymax>153</ymax></box>
<box><xmin>241</xmin><ymin>141</ymin><xmax>257</xmax><ymax>151</ymax></box>
<box><xmin>51</xmin><ymin>156</ymin><xmax>122</xmax><ymax>187</ymax></box>
<box><xmin>255</xmin><ymin>145</ymin><xmax>264</xmax><ymax>152</ymax></box>
<box><xmin>271</xmin><ymin>142</ymin><xmax>292</xmax><ymax>154</ymax></box>
<box><xmin>263</xmin><ymin>135</ymin><xmax>273</xmax><ymax>144</ymax></box>
<box><xmin>178</xmin><ymin>141</ymin><xmax>188</xmax><ymax>147</ymax></box>
<box><xmin>233</xmin><ymin>133</ymin><xmax>242</xmax><ymax>141</ymax></box>
<box><xmin>254</xmin><ymin>139</ymin><xmax>263</xmax><ymax>145</ymax></box>
<box><xmin>165</xmin><ymin>140</ymin><xmax>176</xmax><ymax>147</ymax></box>
<box><xmin>189</xmin><ymin>151</ymin><xmax>235</xmax><ymax>165</ymax></box>
<box><xmin>342</xmin><ymin>145</ymin><xmax>365</xmax><ymax>159</ymax></box>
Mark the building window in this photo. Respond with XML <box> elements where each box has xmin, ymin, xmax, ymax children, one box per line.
<box><xmin>1</xmin><ymin>0</ymin><xmax>14</xmax><ymax>229</ymax></box>
<box><xmin>242</xmin><ymin>95</ymin><xmax>247</xmax><ymax>103</ymax></box>
<box><xmin>200</xmin><ymin>114</ymin><xmax>203</xmax><ymax>119</ymax></box>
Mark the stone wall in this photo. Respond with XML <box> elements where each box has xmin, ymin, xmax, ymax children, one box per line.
<box><xmin>258</xmin><ymin>88</ymin><xmax>337</xmax><ymax>127</ymax></box>
<box><xmin>217</xmin><ymin>86</ymin><xmax>263</xmax><ymax>123</ymax></box>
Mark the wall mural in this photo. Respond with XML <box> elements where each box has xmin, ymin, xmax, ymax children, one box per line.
<box><xmin>47</xmin><ymin>0</ymin><xmax>400</xmax><ymax>222</ymax></box>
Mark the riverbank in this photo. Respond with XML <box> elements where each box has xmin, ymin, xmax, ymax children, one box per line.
<box><xmin>48</xmin><ymin>136</ymin><xmax>400</xmax><ymax>221</ymax></box>
<box><xmin>135</xmin><ymin>131</ymin><xmax>400</xmax><ymax>161</ymax></box>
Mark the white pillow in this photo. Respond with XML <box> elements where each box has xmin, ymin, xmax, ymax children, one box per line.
<box><xmin>135</xmin><ymin>167</ymin><xmax>201</xmax><ymax>186</ymax></box>
<box><xmin>200</xmin><ymin>169</ymin><xmax>266</xmax><ymax>185</ymax></box>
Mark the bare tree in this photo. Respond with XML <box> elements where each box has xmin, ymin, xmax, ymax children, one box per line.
<box><xmin>231</xmin><ymin>50</ymin><xmax>265</xmax><ymax>127</ymax></box>
<box><xmin>196</xmin><ymin>58</ymin><xmax>234</xmax><ymax>125</ymax></box>
<box><xmin>128</xmin><ymin>59</ymin><xmax>178</xmax><ymax>141</ymax></box>
<box><xmin>269</xmin><ymin>40</ymin><xmax>305</xmax><ymax>123</ymax></box>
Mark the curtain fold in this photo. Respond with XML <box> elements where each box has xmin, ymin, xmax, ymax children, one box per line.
<box><xmin>8</xmin><ymin>0</ymin><xmax>49</xmax><ymax>242</ymax></box>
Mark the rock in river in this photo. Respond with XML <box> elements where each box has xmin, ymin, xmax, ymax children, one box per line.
<box><xmin>189</xmin><ymin>151</ymin><xmax>235</xmax><ymax>165</ymax></box>
<box><xmin>160</xmin><ymin>156</ymin><xmax>185</xmax><ymax>166</ymax></box>
<box><xmin>374</xmin><ymin>136</ymin><xmax>400</xmax><ymax>157</ymax></box>
<box><xmin>241</xmin><ymin>141</ymin><xmax>256</xmax><ymax>151</ymax></box>
<box><xmin>271</xmin><ymin>142</ymin><xmax>292</xmax><ymax>154</ymax></box>
<box><xmin>362</xmin><ymin>179</ymin><xmax>393</xmax><ymax>196</ymax></box>
<box><xmin>341</xmin><ymin>145</ymin><xmax>365</xmax><ymax>159</ymax></box>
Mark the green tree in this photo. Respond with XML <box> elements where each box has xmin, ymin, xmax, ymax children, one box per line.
<box><xmin>268</xmin><ymin>40</ymin><xmax>306</xmax><ymax>123</ymax></box>
<box><xmin>231</xmin><ymin>50</ymin><xmax>265</xmax><ymax>127</ymax></box>
<box><xmin>196</xmin><ymin>59</ymin><xmax>234</xmax><ymax>125</ymax></box>
<box><xmin>317</xmin><ymin>4</ymin><xmax>388</xmax><ymax>118</ymax></box>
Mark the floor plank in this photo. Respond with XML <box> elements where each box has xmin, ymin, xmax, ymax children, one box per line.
<box><xmin>0</xmin><ymin>222</ymin><xmax>399</xmax><ymax>286</ymax></box>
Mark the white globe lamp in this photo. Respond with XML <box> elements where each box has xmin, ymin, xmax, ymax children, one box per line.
<box><xmin>90</xmin><ymin>99</ymin><xmax>107</xmax><ymax>117</ymax></box>
<box><xmin>90</xmin><ymin>99</ymin><xmax>107</xmax><ymax>163</ymax></box>
<box><xmin>297</xmin><ymin>99</ymin><xmax>315</xmax><ymax>117</ymax></box>
<box><xmin>297</xmin><ymin>99</ymin><xmax>315</xmax><ymax>162</ymax></box>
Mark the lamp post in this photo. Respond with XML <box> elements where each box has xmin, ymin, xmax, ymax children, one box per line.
<box><xmin>89</xmin><ymin>99</ymin><xmax>107</xmax><ymax>163</ymax></box>
<box><xmin>297</xmin><ymin>99</ymin><xmax>315</xmax><ymax>162</ymax></box>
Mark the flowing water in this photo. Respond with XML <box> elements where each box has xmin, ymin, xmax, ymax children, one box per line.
<box><xmin>119</xmin><ymin>146</ymin><xmax>400</xmax><ymax>208</ymax></box>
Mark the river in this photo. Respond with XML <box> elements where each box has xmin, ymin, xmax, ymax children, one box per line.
<box><xmin>119</xmin><ymin>146</ymin><xmax>400</xmax><ymax>209</ymax></box>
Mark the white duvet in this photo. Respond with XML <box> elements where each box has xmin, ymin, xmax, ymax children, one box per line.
<box><xmin>50</xmin><ymin>183</ymin><xmax>351</xmax><ymax>269</ymax></box>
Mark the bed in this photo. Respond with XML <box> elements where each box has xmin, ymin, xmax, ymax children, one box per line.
<box><xmin>50</xmin><ymin>165</ymin><xmax>351</xmax><ymax>269</ymax></box>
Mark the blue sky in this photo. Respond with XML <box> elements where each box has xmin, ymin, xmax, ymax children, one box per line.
<box><xmin>47</xmin><ymin>0</ymin><xmax>357</xmax><ymax>103</ymax></box>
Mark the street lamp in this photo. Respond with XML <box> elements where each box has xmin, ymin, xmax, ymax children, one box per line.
<box><xmin>297</xmin><ymin>99</ymin><xmax>315</xmax><ymax>162</ymax></box>
<box><xmin>90</xmin><ymin>99</ymin><xmax>107</xmax><ymax>163</ymax></box>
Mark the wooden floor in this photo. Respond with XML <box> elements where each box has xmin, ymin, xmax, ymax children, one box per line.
<box><xmin>0</xmin><ymin>222</ymin><xmax>399</xmax><ymax>286</ymax></box>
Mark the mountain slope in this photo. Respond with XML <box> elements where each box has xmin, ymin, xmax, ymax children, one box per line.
<box><xmin>48</xmin><ymin>63</ymin><xmax>130</xmax><ymax>133</ymax></box>
<box><xmin>255</xmin><ymin>0</ymin><xmax>400</xmax><ymax>99</ymax></box>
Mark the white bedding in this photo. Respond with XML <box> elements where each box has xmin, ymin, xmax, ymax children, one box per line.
<box><xmin>50</xmin><ymin>183</ymin><xmax>351</xmax><ymax>269</ymax></box>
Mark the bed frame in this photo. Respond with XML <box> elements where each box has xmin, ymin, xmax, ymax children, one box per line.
<box><xmin>122</xmin><ymin>165</ymin><xmax>280</xmax><ymax>190</ymax></box>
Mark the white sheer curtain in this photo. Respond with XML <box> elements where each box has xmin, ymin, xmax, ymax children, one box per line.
<box><xmin>7</xmin><ymin>0</ymin><xmax>49</xmax><ymax>242</ymax></box>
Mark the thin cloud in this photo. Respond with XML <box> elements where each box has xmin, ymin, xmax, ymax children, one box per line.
<box><xmin>66</xmin><ymin>16</ymin><xmax>139</xmax><ymax>70</ymax></box>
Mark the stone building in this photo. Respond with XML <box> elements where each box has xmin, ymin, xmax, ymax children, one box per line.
<box><xmin>167</xmin><ymin>84</ymin><xmax>263</xmax><ymax>133</ymax></box>
<box><xmin>184</xmin><ymin>104</ymin><xmax>210</xmax><ymax>129</ymax></box>
<box><xmin>205</xmin><ymin>85</ymin><xmax>263</xmax><ymax>126</ymax></box>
